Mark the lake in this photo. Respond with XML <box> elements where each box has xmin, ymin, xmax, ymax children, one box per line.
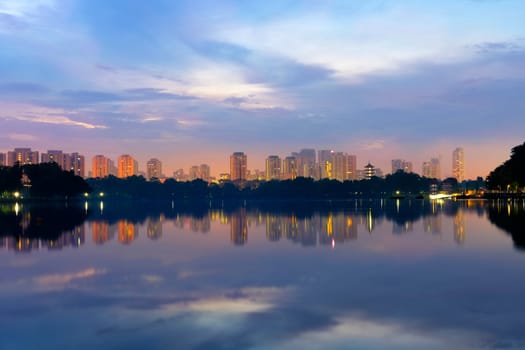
<box><xmin>1</xmin><ymin>199</ymin><xmax>524</xmax><ymax>350</ymax></box>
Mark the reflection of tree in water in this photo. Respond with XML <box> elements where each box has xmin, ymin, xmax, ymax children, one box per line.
<box><xmin>0</xmin><ymin>204</ymin><xmax>87</xmax><ymax>252</ymax></box>
<box><xmin>487</xmin><ymin>201</ymin><xmax>525</xmax><ymax>251</ymax></box>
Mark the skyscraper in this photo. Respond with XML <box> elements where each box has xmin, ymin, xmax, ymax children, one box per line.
<box><xmin>65</xmin><ymin>152</ymin><xmax>85</xmax><ymax>177</ymax></box>
<box><xmin>422</xmin><ymin>158</ymin><xmax>441</xmax><ymax>179</ymax></box>
<box><xmin>7</xmin><ymin>148</ymin><xmax>39</xmax><ymax>166</ymax></box>
<box><xmin>282</xmin><ymin>156</ymin><xmax>298</xmax><ymax>180</ymax></box>
<box><xmin>41</xmin><ymin>150</ymin><xmax>64</xmax><ymax>166</ymax></box>
<box><xmin>118</xmin><ymin>155</ymin><xmax>138</xmax><ymax>178</ymax></box>
<box><xmin>292</xmin><ymin>149</ymin><xmax>316</xmax><ymax>178</ymax></box>
<box><xmin>199</xmin><ymin>164</ymin><xmax>211</xmax><ymax>181</ymax></box>
<box><xmin>92</xmin><ymin>155</ymin><xmax>111</xmax><ymax>178</ymax></box>
<box><xmin>332</xmin><ymin>152</ymin><xmax>357</xmax><ymax>181</ymax></box>
<box><xmin>0</xmin><ymin>153</ymin><xmax>5</xmax><ymax>166</ymax></box>
<box><xmin>230</xmin><ymin>152</ymin><xmax>247</xmax><ymax>181</ymax></box>
<box><xmin>391</xmin><ymin>159</ymin><xmax>413</xmax><ymax>174</ymax></box>
<box><xmin>146</xmin><ymin>158</ymin><xmax>162</xmax><ymax>180</ymax></box>
<box><xmin>318</xmin><ymin>150</ymin><xmax>334</xmax><ymax>179</ymax></box>
<box><xmin>452</xmin><ymin>147</ymin><xmax>465</xmax><ymax>182</ymax></box>
<box><xmin>265</xmin><ymin>155</ymin><xmax>282</xmax><ymax>181</ymax></box>
<box><xmin>189</xmin><ymin>165</ymin><xmax>200</xmax><ymax>180</ymax></box>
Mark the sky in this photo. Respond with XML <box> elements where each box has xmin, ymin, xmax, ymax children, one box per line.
<box><xmin>1</xmin><ymin>0</ymin><xmax>525</xmax><ymax>179</ymax></box>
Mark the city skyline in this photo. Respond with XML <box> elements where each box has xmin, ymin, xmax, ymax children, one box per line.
<box><xmin>1</xmin><ymin>1</ymin><xmax>525</xmax><ymax>179</ymax></box>
<box><xmin>1</xmin><ymin>145</ymin><xmax>473</xmax><ymax>181</ymax></box>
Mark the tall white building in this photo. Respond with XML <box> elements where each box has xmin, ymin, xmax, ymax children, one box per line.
<box><xmin>265</xmin><ymin>155</ymin><xmax>282</xmax><ymax>181</ymax></box>
<box><xmin>146</xmin><ymin>158</ymin><xmax>162</xmax><ymax>180</ymax></box>
<box><xmin>230</xmin><ymin>152</ymin><xmax>247</xmax><ymax>181</ymax></box>
<box><xmin>452</xmin><ymin>148</ymin><xmax>465</xmax><ymax>182</ymax></box>
<box><xmin>391</xmin><ymin>159</ymin><xmax>413</xmax><ymax>174</ymax></box>
<box><xmin>422</xmin><ymin>158</ymin><xmax>441</xmax><ymax>179</ymax></box>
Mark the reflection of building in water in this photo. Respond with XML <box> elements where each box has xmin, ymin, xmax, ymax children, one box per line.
<box><xmin>91</xmin><ymin>221</ymin><xmax>116</xmax><ymax>244</ymax></box>
<box><xmin>319</xmin><ymin>213</ymin><xmax>358</xmax><ymax>245</ymax></box>
<box><xmin>423</xmin><ymin>214</ymin><xmax>442</xmax><ymax>234</ymax></box>
<box><xmin>392</xmin><ymin>221</ymin><xmax>414</xmax><ymax>234</ymax></box>
<box><xmin>266</xmin><ymin>214</ymin><xmax>282</xmax><ymax>241</ymax></box>
<box><xmin>118</xmin><ymin>220</ymin><xmax>138</xmax><ymax>244</ymax></box>
<box><xmin>284</xmin><ymin>214</ymin><xmax>317</xmax><ymax>246</ymax></box>
<box><xmin>230</xmin><ymin>208</ymin><xmax>248</xmax><ymax>245</ymax></box>
<box><xmin>453</xmin><ymin>210</ymin><xmax>466</xmax><ymax>244</ymax></box>
<box><xmin>147</xmin><ymin>216</ymin><xmax>163</xmax><ymax>239</ymax></box>
<box><xmin>44</xmin><ymin>225</ymin><xmax>86</xmax><ymax>250</ymax></box>
<box><xmin>189</xmin><ymin>216</ymin><xmax>211</xmax><ymax>233</ymax></box>
<box><xmin>8</xmin><ymin>237</ymin><xmax>38</xmax><ymax>253</ymax></box>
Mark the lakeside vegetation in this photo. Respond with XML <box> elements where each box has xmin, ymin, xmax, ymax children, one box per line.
<box><xmin>0</xmin><ymin>162</ymin><xmax>91</xmax><ymax>199</ymax></box>
<box><xmin>487</xmin><ymin>141</ymin><xmax>525</xmax><ymax>192</ymax></box>
<box><xmin>84</xmin><ymin>171</ymin><xmax>482</xmax><ymax>200</ymax></box>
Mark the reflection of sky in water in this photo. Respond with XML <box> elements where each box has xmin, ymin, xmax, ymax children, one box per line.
<box><xmin>0</xmin><ymin>200</ymin><xmax>524</xmax><ymax>349</ymax></box>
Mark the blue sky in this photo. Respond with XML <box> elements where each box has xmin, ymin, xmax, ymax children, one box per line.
<box><xmin>1</xmin><ymin>0</ymin><xmax>524</xmax><ymax>178</ymax></box>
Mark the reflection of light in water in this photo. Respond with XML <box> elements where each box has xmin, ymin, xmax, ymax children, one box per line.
<box><xmin>366</xmin><ymin>209</ymin><xmax>374</xmax><ymax>233</ymax></box>
<box><xmin>508</xmin><ymin>203</ymin><xmax>511</xmax><ymax>216</ymax></box>
<box><xmin>84</xmin><ymin>201</ymin><xmax>88</xmax><ymax>212</ymax></box>
<box><xmin>326</xmin><ymin>213</ymin><xmax>333</xmax><ymax>236</ymax></box>
<box><xmin>396</xmin><ymin>199</ymin><xmax>400</xmax><ymax>213</ymax></box>
<box><xmin>100</xmin><ymin>201</ymin><xmax>104</xmax><ymax>214</ymax></box>
<box><xmin>332</xmin><ymin>238</ymin><xmax>335</xmax><ymax>249</ymax></box>
<box><xmin>14</xmin><ymin>202</ymin><xmax>20</xmax><ymax>216</ymax></box>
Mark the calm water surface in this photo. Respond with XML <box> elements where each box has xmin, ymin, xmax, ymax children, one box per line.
<box><xmin>1</xmin><ymin>199</ymin><xmax>524</xmax><ymax>350</ymax></box>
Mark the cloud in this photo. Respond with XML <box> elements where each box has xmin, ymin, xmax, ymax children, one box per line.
<box><xmin>14</xmin><ymin>114</ymin><xmax>107</xmax><ymax>129</ymax></box>
<box><xmin>0</xmin><ymin>82</ymin><xmax>49</xmax><ymax>95</ymax></box>
<box><xmin>33</xmin><ymin>268</ymin><xmax>106</xmax><ymax>290</ymax></box>
<box><xmin>361</xmin><ymin>140</ymin><xmax>385</xmax><ymax>151</ymax></box>
<box><xmin>141</xmin><ymin>116</ymin><xmax>163</xmax><ymax>123</ymax></box>
<box><xmin>6</xmin><ymin>133</ymin><xmax>37</xmax><ymax>141</ymax></box>
<box><xmin>141</xmin><ymin>274</ymin><xmax>164</xmax><ymax>284</ymax></box>
<box><xmin>223</xmin><ymin>96</ymin><xmax>248</xmax><ymax>106</ymax></box>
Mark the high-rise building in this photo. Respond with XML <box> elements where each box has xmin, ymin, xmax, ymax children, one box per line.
<box><xmin>282</xmin><ymin>156</ymin><xmax>298</xmax><ymax>180</ymax></box>
<box><xmin>189</xmin><ymin>165</ymin><xmax>200</xmax><ymax>180</ymax></box>
<box><xmin>318</xmin><ymin>150</ymin><xmax>334</xmax><ymax>179</ymax></box>
<box><xmin>0</xmin><ymin>153</ymin><xmax>5</xmax><ymax>166</ymax></box>
<box><xmin>265</xmin><ymin>155</ymin><xmax>282</xmax><ymax>181</ymax></box>
<box><xmin>92</xmin><ymin>155</ymin><xmax>111</xmax><ymax>178</ymax></box>
<box><xmin>118</xmin><ymin>155</ymin><xmax>138</xmax><ymax>178</ymax></box>
<box><xmin>422</xmin><ymin>158</ymin><xmax>441</xmax><ymax>179</ymax></box>
<box><xmin>199</xmin><ymin>164</ymin><xmax>210</xmax><ymax>181</ymax></box>
<box><xmin>332</xmin><ymin>153</ymin><xmax>357</xmax><ymax>181</ymax></box>
<box><xmin>64</xmin><ymin>152</ymin><xmax>85</xmax><ymax>177</ymax></box>
<box><xmin>452</xmin><ymin>148</ymin><xmax>465</xmax><ymax>182</ymax></box>
<box><xmin>391</xmin><ymin>159</ymin><xmax>413</xmax><ymax>174</ymax></box>
<box><xmin>230</xmin><ymin>152</ymin><xmax>247</xmax><ymax>181</ymax></box>
<box><xmin>41</xmin><ymin>150</ymin><xmax>64</xmax><ymax>166</ymax></box>
<box><xmin>292</xmin><ymin>149</ymin><xmax>316</xmax><ymax>178</ymax></box>
<box><xmin>41</xmin><ymin>150</ymin><xmax>85</xmax><ymax>177</ymax></box>
<box><xmin>146</xmin><ymin>158</ymin><xmax>162</xmax><ymax>180</ymax></box>
<box><xmin>7</xmin><ymin>148</ymin><xmax>39</xmax><ymax>166</ymax></box>
<box><xmin>173</xmin><ymin>169</ymin><xmax>186</xmax><ymax>181</ymax></box>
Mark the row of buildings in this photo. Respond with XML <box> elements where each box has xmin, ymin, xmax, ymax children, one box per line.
<box><xmin>0</xmin><ymin>147</ymin><xmax>466</xmax><ymax>182</ymax></box>
<box><xmin>0</xmin><ymin>148</ymin><xmax>85</xmax><ymax>176</ymax></box>
<box><xmin>230</xmin><ymin>147</ymin><xmax>465</xmax><ymax>182</ymax></box>
<box><xmin>229</xmin><ymin>150</ymin><xmax>364</xmax><ymax>182</ymax></box>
